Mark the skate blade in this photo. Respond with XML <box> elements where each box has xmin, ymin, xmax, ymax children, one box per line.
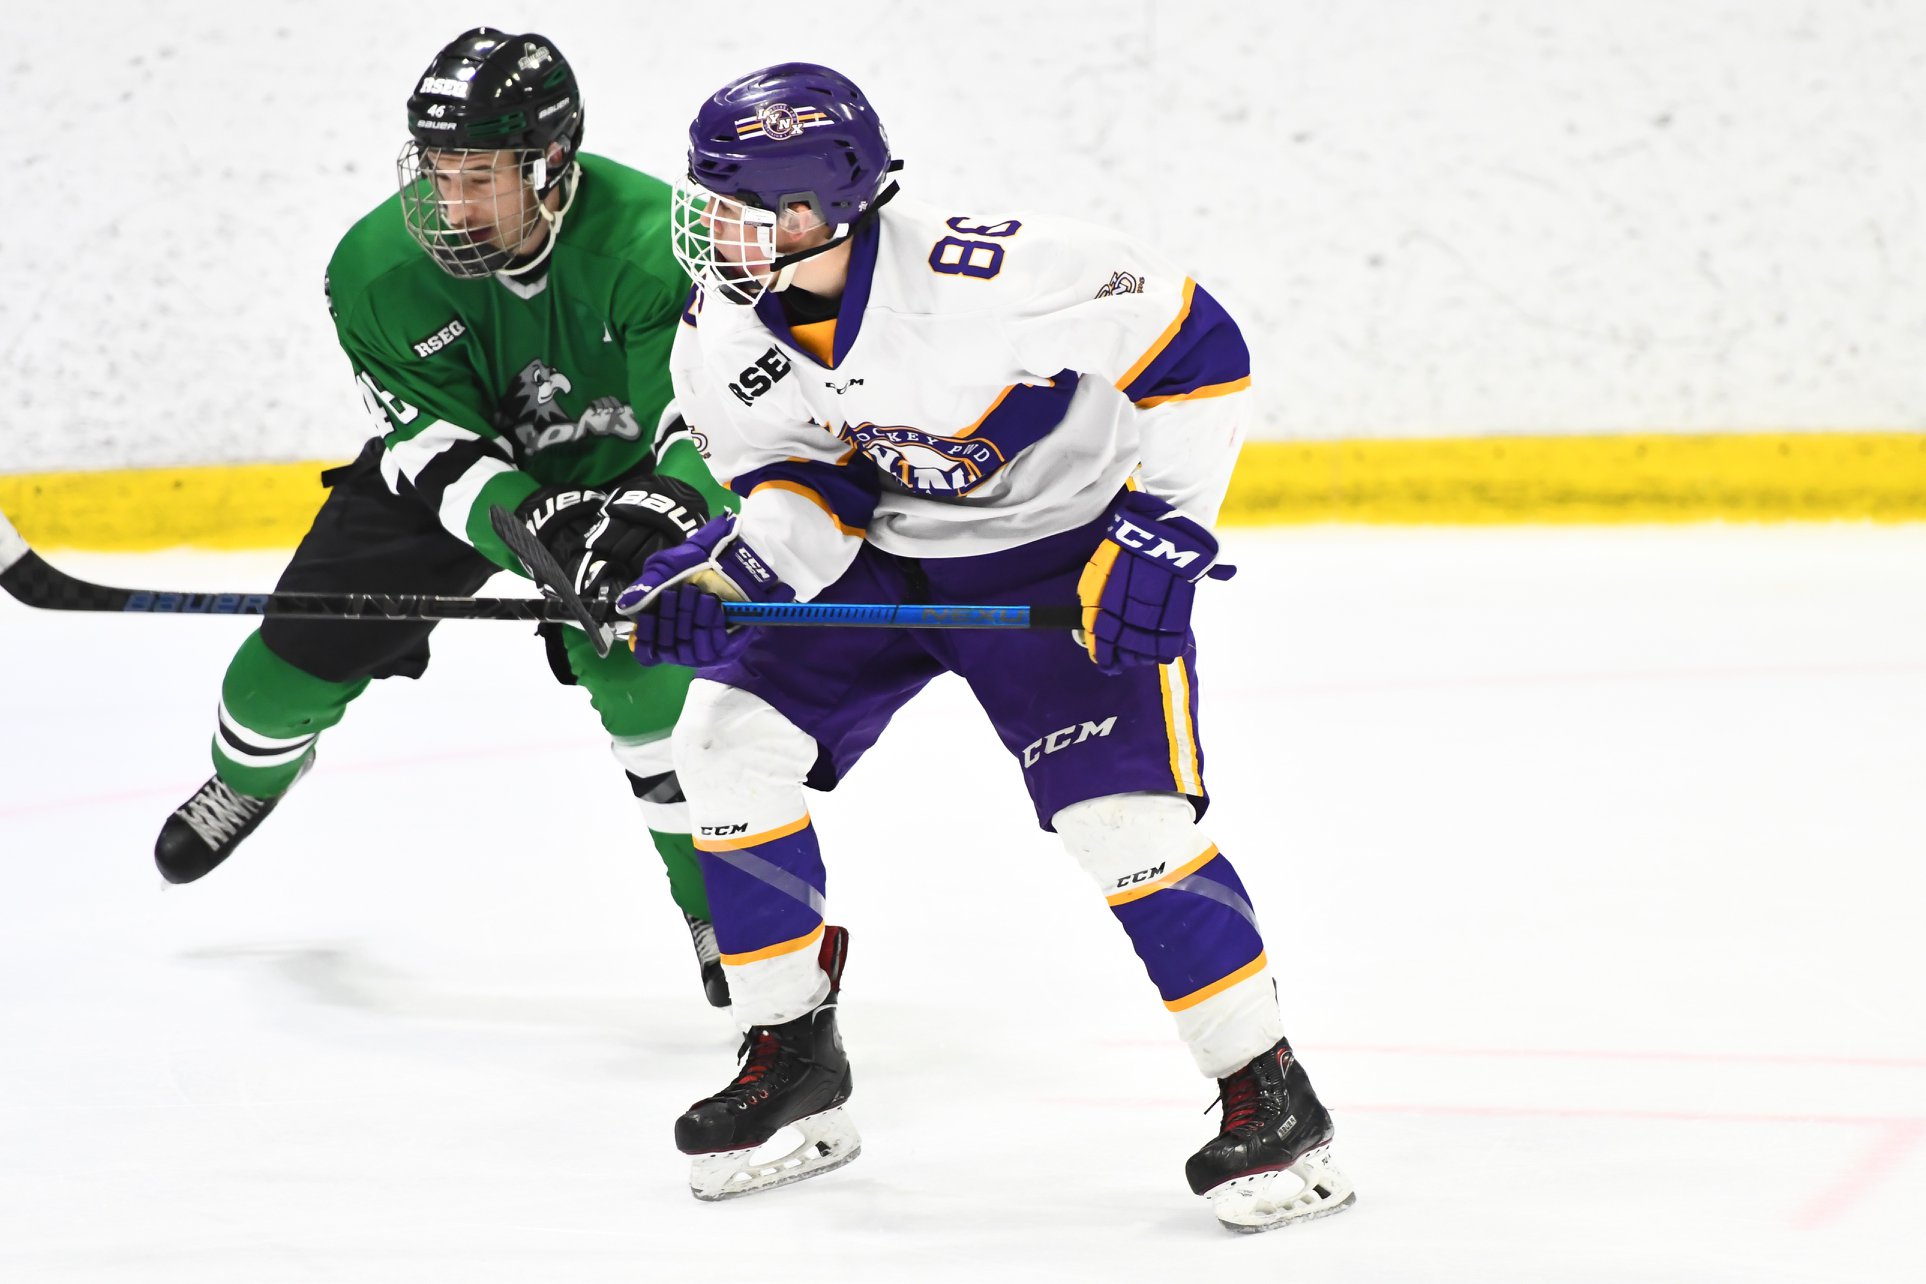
<box><xmin>1205</xmin><ymin>1144</ymin><xmax>1356</xmax><ymax>1233</ymax></box>
<box><xmin>688</xmin><ymin>1106</ymin><xmax>862</xmax><ymax>1202</ymax></box>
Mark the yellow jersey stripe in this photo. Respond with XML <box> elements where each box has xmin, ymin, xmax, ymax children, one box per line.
<box><xmin>1134</xmin><ymin>374</ymin><xmax>1253</xmax><ymax>410</ymax></box>
<box><xmin>750</xmin><ymin>480</ymin><xmax>867</xmax><ymax>538</ymax></box>
<box><xmin>1114</xmin><ymin>277</ymin><xmax>1198</xmax><ymax>394</ymax></box>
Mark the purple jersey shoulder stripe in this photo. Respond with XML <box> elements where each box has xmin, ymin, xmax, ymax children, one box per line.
<box><xmin>731</xmin><ymin>457</ymin><xmax>881</xmax><ymax>536</ymax></box>
<box><xmin>1119</xmin><ymin>282</ymin><xmax>1251</xmax><ymax>407</ymax></box>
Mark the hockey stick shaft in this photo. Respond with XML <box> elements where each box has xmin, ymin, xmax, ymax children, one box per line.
<box><xmin>0</xmin><ymin>510</ymin><xmax>1081</xmax><ymax>631</ymax></box>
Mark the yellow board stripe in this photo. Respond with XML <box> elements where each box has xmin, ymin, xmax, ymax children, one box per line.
<box><xmin>695</xmin><ymin>812</ymin><xmax>812</xmax><ymax>852</ymax></box>
<box><xmin>720</xmin><ymin>922</ymin><xmax>824</xmax><ymax>967</ymax></box>
<box><xmin>1166</xmin><ymin>951</ymin><xmax>1268</xmax><ymax>1013</ymax></box>
<box><xmin>1218</xmin><ymin>432</ymin><xmax>1926</xmax><ymax>525</ymax></box>
<box><xmin>1106</xmin><ymin>843</ymin><xmax>1221</xmax><ymax>907</ymax></box>
<box><xmin>0</xmin><ymin>460</ymin><xmax>345</xmax><ymax>551</ymax></box>
<box><xmin>5</xmin><ymin>432</ymin><xmax>1924</xmax><ymax>553</ymax></box>
<box><xmin>1135</xmin><ymin>375</ymin><xmax>1252</xmax><ymax>409</ymax></box>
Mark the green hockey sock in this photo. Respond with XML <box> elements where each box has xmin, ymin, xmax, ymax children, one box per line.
<box><xmin>212</xmin><ymin>631</ymin><xmax>369</xmax><ymax>798</ymax></box>
<box><xmin>651</xmin><ymin>828</ymin><xmax>711</xmax><ymax>921</ymax></box>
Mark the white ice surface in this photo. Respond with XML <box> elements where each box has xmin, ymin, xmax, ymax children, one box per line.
<box><xmin>2</xmin><ymin>526</ymin><xmax>1923</xmax><ymax>1283</ymax></box>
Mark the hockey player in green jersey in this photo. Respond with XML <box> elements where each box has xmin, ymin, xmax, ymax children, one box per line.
<box><xmin>153</xmin><ymin>28</ymin><xmax>738</xmax><ymax>1006</ymax></box>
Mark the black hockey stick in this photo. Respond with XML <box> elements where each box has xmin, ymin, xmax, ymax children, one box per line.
<box><xmin>0</xmin><ymin>508</ymin><xmax>576</xmax><ymax>628</ymax></box>
<box><xmin>0</xmin><ymin>508</ymin><xmax>1081</xmax><ymax>652</ymax></box>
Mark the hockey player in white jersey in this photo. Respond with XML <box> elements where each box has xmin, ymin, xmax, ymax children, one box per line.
<box><xmin>615</xmin><ymin>63</ymin><xmax>1356</xmax><ymax>1232</ymax></box>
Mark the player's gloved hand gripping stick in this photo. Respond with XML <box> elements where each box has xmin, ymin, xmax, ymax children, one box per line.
<box><xmin>1076</xmin><ymin>491</ymin><xmax>1237</xmax><ymax>675</ymax></box>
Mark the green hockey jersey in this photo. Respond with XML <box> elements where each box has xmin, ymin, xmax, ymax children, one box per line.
<box><xmin>323</xmin><ymin>153</ymin><xmax>729</xmax><ymax>570</ymax></box>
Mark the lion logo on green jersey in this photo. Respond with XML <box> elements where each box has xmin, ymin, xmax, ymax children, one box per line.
<box><xmin>497</xmin><ymin>359</ymin><xmax>642</xmax><ymax>455</ymax></box>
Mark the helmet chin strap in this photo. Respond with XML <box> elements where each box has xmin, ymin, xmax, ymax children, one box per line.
<box><xmin>766</xmin><ymin>179</ymin><xmax>901</xmax><ymax>293</ymax></box>
<box><xmin>497</xmin><ymin>161</ymin><xmax>581</xmax><ymax>279</ymax></box>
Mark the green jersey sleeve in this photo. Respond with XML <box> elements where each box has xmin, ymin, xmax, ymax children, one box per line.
<box><xmin>333</xmin><ymin>283</ymin><xmax>542</xmax><ymax>571</ymax></box>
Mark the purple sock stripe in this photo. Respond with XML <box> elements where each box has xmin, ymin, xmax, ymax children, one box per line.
<box><xmin>699</xmin><ymin>828</ymin><xmax>827</xmax><ymax>957</ymax></box>
<box><xmin>1169</xmin><ymin>854</ymin><xmax>1260</xmax><ymax>932</ymax></box>
<box><xmin>1110</xmin><ymin>863</ymin><xmax>1267</xmax><ymax>1003</ymax></box>
<box><xmin>710</xmin><ymin>846</ymin><xmax>828</xmax><ymax>918</ymax></box>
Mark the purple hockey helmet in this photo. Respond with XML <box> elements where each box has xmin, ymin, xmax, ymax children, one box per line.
<box><xmin>671</xmin><ymin>63</ymin><xmax>901</xmax><ymax>304</ymax></box>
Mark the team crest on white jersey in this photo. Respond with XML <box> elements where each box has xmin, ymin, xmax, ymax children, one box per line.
<box><xmin>735</xmin><ymin>103</ymin><xmax>833</xmax><ymax>141</ymax></box>
<box><xmin>837</xmin><ymin>421</ymin><xmax>1006</xmax><ymax>496</ymax></box>
<box><xmin>1096</xmin><ymin>271</ymin><xmax>1145</xmax><ymax>297</ymax></box>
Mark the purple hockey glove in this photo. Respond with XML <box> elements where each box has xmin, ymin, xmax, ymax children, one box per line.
<box><xmin>1076</xmin><ymin>491</ymin><xmax>1236</xmax><ymax>675</ymax></box>
<box><xmin>614</xmin><ymin>512</ymin><xmax>793</xmax><ymax>667</ymax></box>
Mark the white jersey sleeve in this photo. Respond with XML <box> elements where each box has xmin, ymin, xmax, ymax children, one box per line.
<box><xmin>997</xmin><ymin>218</ymin><xmax>1253</xmax><ymax>523</ymax></box>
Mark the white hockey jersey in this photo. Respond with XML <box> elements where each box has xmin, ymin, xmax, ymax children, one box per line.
<box><xmin>669</xmin><ymin>197</ymin><xmax>1252</xmax><ymax>599</ymax></box>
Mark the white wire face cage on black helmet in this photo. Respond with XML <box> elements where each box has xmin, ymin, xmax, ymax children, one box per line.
<box><xmin>396</xmin><ymin>28</ymin><xmax>585</xmax><ymax>279</ymax></box>
<box><xmin>398</xmin><ymin>142</ymin><xmax>578</xmax><ymax>278</ymax></box>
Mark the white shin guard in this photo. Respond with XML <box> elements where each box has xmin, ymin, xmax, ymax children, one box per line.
<box><xmin>1055</xmin><ymin>793</ymin><xmax>1283</xmax><ymax>1078</ymax></box>
<box><xmin>675</xmin><ymin>680</ymin><xmax>829</xmax><ymax>1027</ymax></box>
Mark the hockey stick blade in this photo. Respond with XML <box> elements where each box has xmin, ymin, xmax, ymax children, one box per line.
<box><xmin>485</xmin><ymin>504</ymin><xmax>614</xmax><ymax>658</ymax></box>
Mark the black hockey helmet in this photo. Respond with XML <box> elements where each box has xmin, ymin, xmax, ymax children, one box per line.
<box><xmin>399</xmin><ymin>28</ymin><xmax>586</xmax><ymax>278</ymax></box>
<box><xmin>406</xmin><ymin>28</ymin><xmax>584</xmax><ymax>185</ymax></box>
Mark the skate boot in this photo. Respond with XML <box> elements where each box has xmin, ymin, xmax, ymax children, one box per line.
<box><xmin>675</xmin><ymin>925</ymin><xmax>859</xmax><ymax>1200</ymax></box>
<box><xmin>1186</xmin><ymin>1037</ymin><xmax>1357</xmax><ymax>1232</ymax></box>
<box><xmin>683</xmin><ymin>911</ymin><xmax>732</xmax><ymax>1008</ymax></box>
<box><xmin>154</xmin><ymin>753</ymin><xmax>312</xmax><ymax>884</ymax></box>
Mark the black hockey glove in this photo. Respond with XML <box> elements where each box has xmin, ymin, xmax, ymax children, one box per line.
<box><xmin>575</xmin><ymin>471</ymin><xmax>710</xmax><ymax>608</ymax></box>
<box><xmin>512</xmin><ymin>483</ymin><xmax>608</xmax><ymax>586</ymax></box>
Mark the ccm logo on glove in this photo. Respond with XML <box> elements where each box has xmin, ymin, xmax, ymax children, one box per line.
<box><xmin>1112</xmin><ymin>519</ymin><xmax>1206</xmax><ymax>572</ymax></box>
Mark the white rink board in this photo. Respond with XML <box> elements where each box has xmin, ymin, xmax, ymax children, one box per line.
<box><xmin>2</xmin><ymin>527</ymin><xmax>1924</xmax><ymax>1282</ymax></box>
<box><xmin>5</xmin><ymin>0</ymin><xmax>1925</xmax><ymax>474</ymax></box>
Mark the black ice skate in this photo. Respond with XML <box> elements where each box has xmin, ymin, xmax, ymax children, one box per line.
<box><xmin>675</xmin><ymin>924</ymin><xmax>859</xmax><ymax>1200</ymax></box>
<box><xmin>683</xmin><ymin>911</ymin><xmax>731</xmax><ymax>1008</ymax></box>
<box><xmin>1186</xmin><ymin>1037</ymin><xmax>1357</xmax><ymax>1232</ymax></box>
<box><xmin>154</xmin><ymin>754</ymin><xmax>312</xmax><ymax>884</ymax></box>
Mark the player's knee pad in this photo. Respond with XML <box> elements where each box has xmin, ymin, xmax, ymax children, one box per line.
<box><xmin>611</xmin><ymin>736</ymin><xmax>689</xmax><ymax>835</ymax></box>
<box><xmin>672</xmin><ymin>679</ymin><xmax>817</xmax><ymax>806</ymax></box>
<box><xmin>1054</xmin><ymin>792</ymin><xmax>1207</xmax><ymax>895</ymax></box>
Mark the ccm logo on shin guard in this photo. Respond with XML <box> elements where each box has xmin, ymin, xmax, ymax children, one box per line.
<box><xmin>1115</xmin><ymin>861</ymin><xmax>1168</xmax><ymax>891</ymax></box>
<box><xmin>1114</xmin><ymin>519</ymin><xmax>1200</xmax><ymax>569</ymax></box>
<box><xmin>700</xmin><ymin>823</ymin><xmax>750</xmax><ymax>837</ymax></box>
<box><xmin>1021</xmin><ymin>715</ymin><xmax>1117</xmax><ymax>767</ymax></box>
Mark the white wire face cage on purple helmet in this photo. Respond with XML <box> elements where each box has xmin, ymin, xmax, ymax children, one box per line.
<box><xmin>671</xmin><ymin>62</ymin><xmax>900</xmax><ymax>305</ymax></box>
